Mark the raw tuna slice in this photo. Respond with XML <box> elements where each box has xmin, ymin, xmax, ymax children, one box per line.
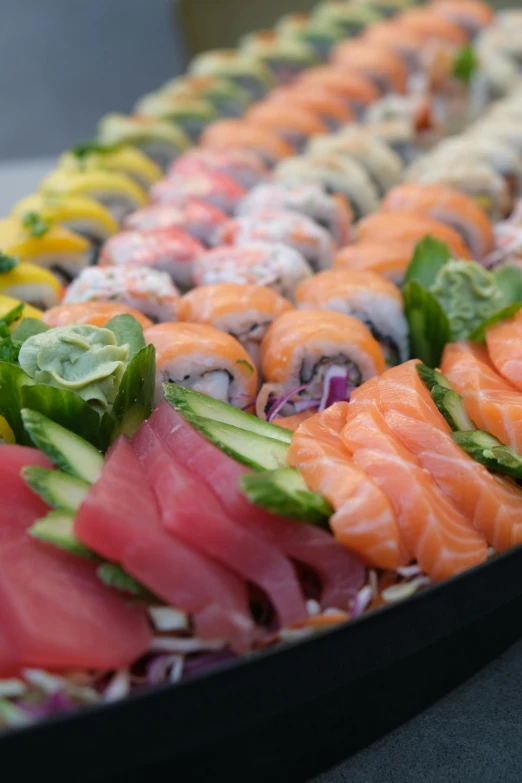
<box><xmin>0</xmin><ymin>634</ymin><xmax>18</xmax><ymax>677</ymax></box>
<box><xmin>149</xmin><ymin>402</ymin><xmax>365</xmax><ymax>610</ymax></box>
<box><xmin>132</xmin><ymin>423</ymin><xmax>308</xmax><ymax>628</ymax></box>
<box><xmin>0</xmin><ymin>445</ymin><xmax>150</xmax><ymax>674</ymax></box>
<box><xmin>75</xmin><ymin>437</ymin><xmax>254</xmax><ymax>648</ymax></box>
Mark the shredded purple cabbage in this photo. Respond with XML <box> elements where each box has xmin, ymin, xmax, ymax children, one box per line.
<box><xmin>266</xmin><ymin>385</ymin><xmax>308</xmax><ymax>422</ymax></box>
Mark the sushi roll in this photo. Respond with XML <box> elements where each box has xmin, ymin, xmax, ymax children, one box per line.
<box><xmin>150</xmin><ymin>171</ymin><xmax>246</xmax><ymax>215</ymax></box>
<box><xmin>200</xmin><ymin>119</ymin><xmax>293</xmax><ymax>167</ymax></box>
<box><xmin>193</xmin><ymin>242</ymin><xmax>313</xmax><ymax>300</ymax></box>
<box><xmin>297</xmin><ymin>67</ymin><xmax>380</xmax><ymax>115</ymax></box>
<box><xmin>429</xmin><ymin>0</ymin><xmax>494</xmax><ymax>38</ymax></box>
<box><xmin>42</xmin><ymin>301</ymin><xmax>153</xmax><ymax>330</ymax></box>
<box><xmin>275</xmin><ymin>13</ymin><xmax>345</xmax><ymax>60</ymax></box>
<box><xmin>275</xmin><ymin>154</ymin><xmax>380</xmax><ymax>219</ymax></box>
<box><xmin>334</xmin><ymin>241</ymin><xmax>416</xmax><ymax>286</ymax></box>
<box><xmin>12</xmin><ymin>193</ymin><xmax>119</xmax><ymax>249</ymax></box>
<box><xmin>124</xmin><ymin>198</ymin><xmax>228</xmax><ymax>246</ymax></box>
<box><xmin>99</xmin><ymin>227</ymin><xmax>205</xmax><ymax>291</ymax></box>
<box><xmin>405</xmin><ymin>159</ymin><xmax>512</xmax><ymax>222</ymax></box>
<box><xmin>381</xmin><ymin>183</ymin><xmax>495</xmax><ymax>259</ymax></box>
<box><xmin>431</xmin><ymin>137</ymin><xmax>522</xmax><ymax>199</ymax></box>
<box><xmin>144</xmin><ymin>322</ymin><xmax>258</xmax><ymax>406</ymax></box>
<box><xmin>475</xmin><ymin>27</ymin><xmax>522</xmax><ymax>71</ymax></box>
<box><xmin>0</xmin><ymin>261</ymin><xmax>63</xmax><ymax>310</ymax></box>
<box><xmin>331</xmin><ymin>41</ymin><xmax>409</xmax><ymax>94</ymax></box>
<box><xmin>307</xmin><ymin>127</ymin><xmax>403</xmax><ymax>195</ymax></box>
<box><xmin>237</xmin><ymin>181</ymin><xmax>354</xmax><ymax>246</ymax></box>
<box><xmin>360</xmin><ymin>118</ymin><xmax>421</xmax><ymax>165</ymax></box>
<box><xmin>168</xmin><ymin>148</ymin><xmax>269</xmax><ymax>190</ymax></box>
<box><xmin>265</xmin><ymin>84</ymin><xmax>355</xmax><ymax>131</ymax></box>
<box><xmin>40</xmin><ymin>169</ymin><xmax>148</xmax><ymax>224</ymax></box>
<box><xmin>63</xmin><ymin>265</ymin><xmax>180</xmax><ymax>324</ymax></box>
<box><xmin>58</xmin><ymin>142</ymin><xmax>162</xmax><ymax>191</ymax></box>
<box><xmin>356</xmin><ymin>0</ymin><xmax>414</xmax><ymax>19</ymax></box>
<box><xmin>467</xmin><ymin>120</ymin><xmax>522</xmax><ymax>161</ymax></box>
<box><xmin>0</xmin><ymin>216</ymin><xmax>91</xmax><ymax>283</ymax></box>
<box><xmin>356</xmin><ymin>212</ymin><xmax>472</xmax><ymax>259</ymax></box>
<box><xmin>239</xmin><ymin>30</ymin><xmax>318</xmax><ymax>85</ymax></box>
<box><xmin>394</xmin><ymin>9</ymin><xmax>469</xmax><ymax>45</ymax></box>
<box><xmin>97</xmin><ymin>113</ymin><xmax>191</xmax><ymax>172</ymax></box>
<box><xmin>258</xmin><ymin>309</ymin><xmax>386</xmax><ymax>419</ymax></box>
<box><xmin>295</xmin><ymin>269</ymin><xmax>409</xmax><ymax>365</ymax></box>
<box><xmin>244</xmin><ymin>102</ymin><xmax>327</xmax><ymax>151</ymax></box>
<box><xmin>213</xmin><ymin>209</ymin><xmax>336</xmax><ymax>272</ymax></box>
<box><xmin>134</xmin><ymin>94</ymin><xmax>218</xmax><ymax>143</ymax></box>
<box><xmin>362</xmin><ymin>21</ymin><xmax>426</xmax><ymax>73</ymax></box>
<box><xmin>189</xmin><ymin>50</ymin><xmax>275</xmax><ymax>101</ymax></box>
<box><xmin>313</xmin><ymin>2</ymin><xmax>380</xmax><ymax>36</ymax></box>
<box><xmin>159</xmin><ymin>75</ymin><xmax>252</xmax><ymax>119</ymax></box>
<box><xmin>178</xmin><ymin>283</ymin><xmax>293</xmax><ymax>366</ymax></box>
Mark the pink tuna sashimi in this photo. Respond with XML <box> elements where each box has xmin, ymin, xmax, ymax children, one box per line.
<box><xmin>149</xmin><ymin>401</ymin><xmax>365</xmax><ymax>610</ymax></box>
<box><xmin>0</xmin><ymin>445</ymin><xmax>150</xmax><ymax>674</ymax></box>
<box><xmin>0</xmin><ymin>633</ymin><xmax>18</xmax><ymax>677</ymax></box>
<box><xmin>132</xmin><ymin>422</ymin><xmax>308</xmax><ymax>628</ymax></box>
<box><xmin>75</xmin><ymin>437</ymin><xmax>254</xmax><ymax>648</ymax></box>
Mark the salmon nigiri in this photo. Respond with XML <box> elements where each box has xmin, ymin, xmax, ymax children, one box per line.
<box><xmin>356</xmin><ymin>212</ymin><xmax>472</xmax><ymax>259</ymax></box>
<box><xmin>334</xmin><ymin>241</ymin><xmax>415</xmax><ymax>286</ymax></box>
<box><xmin>331</xmin><ymin>41</ymin><xmax>409</xmax><ymax>94</ymax></box>
<box><xmin>200</xmin><ymin>119</ymin><xmax>293</xmax><ymax>166</ymax></box>
<box><xmin>377</xmin><ymin>360</ymin><xmax>522</xmax><ymax>553</ymax></box>
<box><xmin>381</xmin><ymin>183</ymin><xmax>494</xmax><ymax>259</ymax></box>
<box><xmin>343</xmin><ymin>379</ymin><xmax>487</xmax><ymax>581</ymax></box>
<box><xmin>287</xmin><ymin>402</ymin><xmax>406</xmax><ymax>569</ymax></box>
<box><xmin>486</xmin><ymin>310</ymin><xmax>522</xmax><ymax>392</ymax></box>
<box><xmin>442</xmin><ymin>342</ymin><xmax>522</xmax><ymax>454</ymax></box>
<box><xmin>42</xmin><ymin>301</ymin><xmax>153</xmax><ymax>330</ymax></box>
<box><xmin>297</xmin><ymin>67</ymin><xmax>380</xmax><ymax>112</ymax></box>
<box><xmin>244</xmin><ymin>102</ymin><xmax>327</xmax><ymax>150</ymax></box>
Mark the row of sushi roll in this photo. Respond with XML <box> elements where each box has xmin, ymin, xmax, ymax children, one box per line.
<box><xmin>3</xmin><ymin>0</ymin><xmax>522</xmax><ymax>725</ymax></box>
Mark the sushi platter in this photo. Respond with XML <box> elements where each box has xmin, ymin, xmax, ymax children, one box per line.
<box><xmin>2</xmin><ymin>0</ymin><xmax>522</xmax><ymax>776</ymax></box>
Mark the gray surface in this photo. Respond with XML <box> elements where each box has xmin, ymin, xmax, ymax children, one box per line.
<box><xmin>0</xmin><ymin>0</ymin><xmax>187</xmax><ymax>160</ymax></box>
<box><xmin>312</xmin><ymin>637</ymin><xmax>522</xmax><ymax>783</ymax></box>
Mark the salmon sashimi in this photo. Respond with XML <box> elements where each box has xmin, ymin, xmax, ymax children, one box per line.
<box><xmin>377</xmin><ymin>361</ymin><xmax>522</xmax><ymax>553</ymax></box>
<box><xmin>273</xmin><ymin>410</ymin><xmax>316</xmax><ymax>432</ymax></box>
<box><xmin>244</xmin><ymin>102</ymin><xmax>327</xmax><ymax>149</ymax></box>
<box><xmin>149</xmin><ymin>401</ymin><xmax>365</xmax><ymax>610</ymax></box>
<box><xmin>145</xmin><ymin>321</ymin><xmax>258</xmax><ymax>406</ymax></box>
<box><xmin>76</xmin><ymin>436</ymin><xmax>254</xmax><ymax>648</ymax></box>
<box><xmin>356</xmin><ymin>212</ymin><xmax>472</xmax><ymax>259</ymax></box>
<box><xmin>200</xmin><ymin>119</ymin><xmax>294</xmax><ymax>166</ymax></box>
<box><xmin>381</xmin><ymin>183</ymin><xmax>495</xmax><ymax>259</ymax></box>
<box><xmin>486</xmin><ymin>310</ymin><xmax>522</xmax><ymax>392</ymax></box>
<box><xmin>287</xmin><ymin>402</ymin><xmax>406</xmax><ymax>569</ymax></box>
<box><xmin>342</xmin><ymin>380</ymin><xmax>488</xmax><ymax>581</ymax></box>
<box><xmin>442</xmin><ymin>342</ymin><xmax>522</xmax><ymax>454</ymax></box>
<box><xmin>331</xmin><ymin>42</ymin><xmax>409</xmax><ymax>95</ymax></box>
<box><xmin>297</xmin><ymin>67</ymin><xmax>381</xmax><ymax>112</ymax></box>
<box><xmin>42</xmin><ymin>301</ymin><xmax>153</xmax><ymax>330</ymax></box>
<box><xmin>334</xmin><ymin>241</ymin><xmax>415</xmax><ymax>286</ymax></box>
<box><xmin>133</xmin><ymin>421</ymin><xmax>308</xmax><ymax>628</ymax></box>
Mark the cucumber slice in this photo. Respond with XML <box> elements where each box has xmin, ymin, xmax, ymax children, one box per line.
<box><xmin>430</xmin><ymin>386</ymin><xmax>474</xmax><ymax>432</ymax></box>
<box><xmin>28</xmin><ymin>510</ymin><xmax>98</xmax><ymax>560</ymax></box>
<box><xmin>96</xmin><ymin>563</ymin><xmax>148</xmax><ymax>597</ymax></box>
<box><xmin>452</xmin><ymin>430</ymin><xmax>522</xmax><ymax>479</ymax></box>
<box><xmin>239</xmin><ymin>467</ymin><xmax>332</xmax><ymax>526</ymax></box>
<box><xmin>182</xmin><ymin>413</ymin><xmax>289</xmax><ymax>471</ymax></box>
<box><xmin>162</xmin><ymin>383</ymin><xmax>293</xmax><ymax>444</ymax></box>
<box><xmin>21</xmin><ymin>409</ymin><xmax>104</xmax><ymax>483</ymax></box>
<box><xmin>416</xmin><ymin>363</ymin><xmax>452</xmax><ymax>392</ymax></box>
<box><xmin>22</xmin><ymin>466</ymin><xmax>90</xmax><ymax>512</ymax></box>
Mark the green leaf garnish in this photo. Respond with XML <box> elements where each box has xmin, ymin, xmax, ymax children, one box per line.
<box><xmin>0</xmin><ymin>362</ymin><xmax>35</xmax><ymax>444</ymax></box>
<box><xmin>0</xmin><ymin>253</ymin><xmax>19</xmax><ymax>274</ymax></box>
<box><xmin>21</xmin><ymin>211</ymin><xmax>50</xmax><ymax>238</ymax></box>
<box><xmin>101</xmin><ymin>344</ymin><xmax>155</xmax><ymax>443</ymax></box>
<box><xmin>104</xmin><ymin>313</ymin><xmax>146</xmax><ymax>361</ymax></box>
<box><xmin>468</xmin><ymin>303</ymin><xmax>522</xmax><ymax>343</ymax></box>
<box><xmin>493</xmin><ymin>265</ymin><xmax>522</xmax><ymax>304</ymax></box>
<box><xmin>0</xmin><ymin>303</ymin><xmax>24</xmax><ymax>328</ymax></box>
<box><xmin>453</xmin><ymin>45</ymin><xmax>478</xmax><ymax>85</ymax></box>
<box><xmin>404</xmin><ymin>237</ymin><xmax>451</xmax><ymax>288</ymax></box>
<box><xmin>22</xmin><ymin>384</ymin><xmax>105</xmax><ymax>449</ymax></box>
<box><xmin>235</xmin><ymin>358</ymin><xmax>255</xmax><ymax>375</ymax></box>
<box><xmin>403</xmin><ymin>280</ymin><xmax>452</xmax><ymax>368</ymax></box>
<box><xmin>11</xmin><ymin>317</ymin><xmax>50</xmax><ymax>343</ymax></box>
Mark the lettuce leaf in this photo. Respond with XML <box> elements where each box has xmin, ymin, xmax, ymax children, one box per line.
<box><xmin>403</xmin><ymin>280</ymin><xmax>452</xmax><ymax>368</ymax></box>
<box><xmin>404</xmin><ymin>237</ymin><xmax>452</xmax><ymax>288</ymax></box>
